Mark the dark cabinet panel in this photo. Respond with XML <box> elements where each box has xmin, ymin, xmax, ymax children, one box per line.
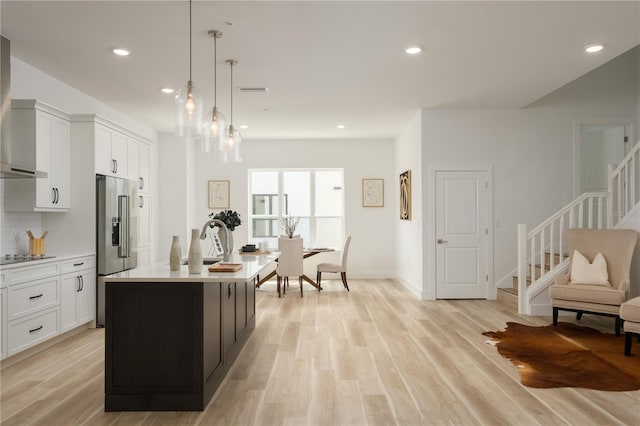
<box><xmin>236</xmin><ymin>281</ymin><xmax>246</xmax><ymax>336</ymax></box>
<box><xmin>105</xmin><ymin>279</ymin><xmax>256</xmax><ymax>412</ymax></box>
<box><xmin>247</xmin><ymin>279</ymin><xmax>255</xmax><ymax>321</ymax></box>
<box><xmin>222</xmin><ymin>282</ymin><xmax>236</xmax><ymax>355</ymax></box>
<box><xmin>203</xmin><ymin>284</ymin><xmax>221</xmax><ymax>382</ymax></box>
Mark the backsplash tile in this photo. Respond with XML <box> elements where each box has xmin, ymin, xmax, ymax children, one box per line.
<box><xmin>0</xmin><ymin>180</ymin><xmax>43</xmax><ymax>254</ymax></box>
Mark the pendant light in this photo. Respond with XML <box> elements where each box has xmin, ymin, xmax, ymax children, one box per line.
<box><xmin>201</xmin><ymin>30</ymin><xmax>228</xmax><ymax>153</ymax></box>
<box><xmin>224</xmin><ymin>59</ymin><xmax>242</xmax><ymax>163</ymax></box>
<box><xmin>175</xmin><ymin>0</ymin><xmax>203</xmax><ymax>139</ymax></box>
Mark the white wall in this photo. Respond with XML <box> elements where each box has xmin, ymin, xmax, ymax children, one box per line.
<box><xmin>157</xmin><ymin>132</ymin><xmax>193</xmax><ymax>262</ymax></box>
<box><xmin>186</xmin><ymin>138</ymin><xmax>396</xmax><ymax>278</ymax></box>
<box><xmin>394</xmin><ymin>111</ymin><xmax>423</xmax><ymax>297</ymax></box>
<box><xmin>420</xmin><ymin>45</ymin><xmax>639</xmax><ymax>299</ymax></box>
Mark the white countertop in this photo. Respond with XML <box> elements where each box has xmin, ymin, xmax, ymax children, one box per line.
<box><xmin>104</xmin><ymin>253</ymin><xmax>277</xmax><ymax>283</ymax></box>
<box><xmin>0</xmin><ymin>252</ymin><xmax>95</xmax><ymax>271</ymax></box>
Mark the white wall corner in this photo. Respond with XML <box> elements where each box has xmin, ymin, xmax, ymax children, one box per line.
<box><xmin>394</xmin><ymin>275</ymin><xmax>422</xmax><ymax>298</ymax></box>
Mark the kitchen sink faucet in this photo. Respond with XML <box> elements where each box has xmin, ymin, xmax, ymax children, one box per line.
<box><xmin>200</xmin><ymin>219</ymin><xmax>232</xmax><ymax>261</ymax></box>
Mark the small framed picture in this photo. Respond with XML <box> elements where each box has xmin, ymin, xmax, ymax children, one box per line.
<box><xmin>400</xmin><ymin>170</ymin><xmax>411</xmax><ymax>220</ymax></box>
<box><xmin>208</xmin><ymin>180</ymin><xmax>230</xmax><ymax>209</ymax></box>
<box><xmin>362</xmin><ymin>178</ymin><xmax>384</xmax><ymax>207</ymax></box>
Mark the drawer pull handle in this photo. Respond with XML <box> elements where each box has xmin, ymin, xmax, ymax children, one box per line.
<box><xmin>73</xmin><ymin>262</ymin><xmax>84</xmax><ymax>267</ymax></box>
<box><xmin>228</xmin><ymin>283</ymin><xmax>232</xmax><ymax>299</ymax></box>
<box><xmin>29</xmin><ymin>294</ymin><xmax>43</xmax><ymax>300</ymax></box>
<box><xmin>29</xmin><ymin>325</ymin><xmax>43</xmax><ymax>333</ymax></box>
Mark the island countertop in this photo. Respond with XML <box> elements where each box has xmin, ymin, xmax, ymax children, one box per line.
<box><xmin>104</xmin><ymin>253</ymin><xmax>277</xmax><ymax>283</ymax></box>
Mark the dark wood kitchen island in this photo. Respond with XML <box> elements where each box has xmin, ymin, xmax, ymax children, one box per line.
<box><xmin>103</xmin><ymin>254</ymin><xmax>276</xmax><ymax>411</ymax></box>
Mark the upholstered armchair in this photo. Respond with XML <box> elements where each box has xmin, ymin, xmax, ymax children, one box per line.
<box><xmin>549</xmin><ymin>228</ymin><xmax>638</xmax><ymax>335</ymax></box>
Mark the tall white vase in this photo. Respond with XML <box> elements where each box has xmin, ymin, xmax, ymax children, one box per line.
<box><xmin>169</xmin><ymin>235</ymin><xmax>182</xmax><ymax>271</ymax></box>
<box><xmin>188</xmin><ymin>229</ymin><xmax>203</xmax><ymax>274</ymax></box>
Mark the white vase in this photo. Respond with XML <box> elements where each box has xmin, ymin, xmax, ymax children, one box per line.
<box><xmin>169</xmin><ymin>235</ymin><xmax>182</xmax><ymax>271</ymax></box>
<box><xmin>188</xmin><ymin>229</ymin><xmax>203</xmax><ymax>274</ymax></box>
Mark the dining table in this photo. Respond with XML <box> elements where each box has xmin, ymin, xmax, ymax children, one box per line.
<box><xmin>241</xmin><ymin>248</ymin><xmax>335</xmax><ymax>290</ymax></box>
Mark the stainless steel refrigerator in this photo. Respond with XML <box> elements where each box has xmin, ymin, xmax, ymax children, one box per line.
<box><xmin>96</xmin><ymin>174</ymin><xmax>138</xmax><ymax>326</ymax></box>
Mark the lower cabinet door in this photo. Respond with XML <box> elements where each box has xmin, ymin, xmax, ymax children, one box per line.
<box><xmin>235</xmin><ymin>282</ymin><xmax>247</xmax><ymax>336</ymax></box>
<box><xmin>222</xmin><ymin>282</ymin><xmax>236</xmax><ymax>355</ymax></box>
<box><xmin>60</xmin><ymin>273</ymin><xmax>80</xmax><ymax>332</ymax></box>
<box><xmin>76</xmin><ymin>272</ymin><xmax>96</xmax><ymax>324</ymax></box>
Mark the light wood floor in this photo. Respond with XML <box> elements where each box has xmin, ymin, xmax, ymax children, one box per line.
<box><xmin>1</xmin><ymin>279</ymin><xmax>638</xmax><ymax>425</ymax></box>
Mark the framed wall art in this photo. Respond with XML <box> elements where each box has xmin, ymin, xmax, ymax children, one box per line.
<box><xmin>399</xmin><ymin>170</ymin><xmax>411</xmax><ymax>220</ymax></box>
<box><xmin>208</xmin><ymin>180</ymin><xmax>230</xmax><ymax>209</ymax></box>
<box><xmin>362</xmin><ymin>178</ymin><xmax>384</xmax><ymax>207</ymax></box>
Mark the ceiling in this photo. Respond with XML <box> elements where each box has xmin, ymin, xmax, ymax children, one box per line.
<box><xmin>1</xmin><ymin>1</ymin><xmax>639</xmax><ymax>140</ymax></box>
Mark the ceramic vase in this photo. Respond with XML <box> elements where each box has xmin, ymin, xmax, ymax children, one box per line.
<box><xmin>188</xmin><ymin>229</ymin><xmax>203</xmax><ymax>274</ymax></box>
<box><xmin>169</xmin><ymin>235</ymin><xmax>182</xmax><ymax>271</ymax></box>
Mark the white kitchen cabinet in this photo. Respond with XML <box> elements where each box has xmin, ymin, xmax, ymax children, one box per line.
<box><xmin>95</xmin><ymin>124</ymin><xmax>128</xmax><ymax>177</ymax></box>
<box><xmin>60</xmin><ymin>256</ymin><xmax>96</xmax><ymax>332</ymax></box>
<box><xmin>60</xmin><ymin>270</ymin><xmax>95</xmax><ymax>332</ymax></box>
<box><xmin>138</xmin><ymin>142</ymin><xmax>150</xmax><ymax>193</ymax></box>
<box><xmin>127</xmin><ymin>139</ymin><xmax>139</xmax><ymax>182</ymax></box>
<box><xmin>138</xmin><ymin>194</ymin><xmax>151</xmax><ymax>248</ymax></box>
<box><xmin>1</xmin><ymin>288</ymin><xmax>6</xmax><ymax>360</ymax></box>
<box><xmin>2</xmin><ymin>254</ymin><xmax>95</xmax><ymax>359</ymax></box>
<box><xmin>4</xmin><ymin>100</ymin><xmax>71</xmax><ymax>212</ymax></box>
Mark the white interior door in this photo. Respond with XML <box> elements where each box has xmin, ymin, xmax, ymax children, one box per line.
<box><xmin>435</xmin><ymin>170</ymin><xmax>489</xmax><ymax>299</ymax></box>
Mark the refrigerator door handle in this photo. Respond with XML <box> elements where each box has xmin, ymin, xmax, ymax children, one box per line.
<box><xmin>118</xmin><ymin>195</ymin><xmax>130</xmax><ymax>258</ymax></box>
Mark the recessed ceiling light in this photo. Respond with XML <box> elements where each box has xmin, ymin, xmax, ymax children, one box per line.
<box><xmin>585</xmin><ymin>44</ymin><xmax>604</xmax><ymax>53</ymax></box>
<box><xmin>161</xmin><ymin>88</ymin><xmax>174</xmax><ymax>94</ymax></box>
<box><xmin>337</xmin><ymin>124</ymin><xmax>345</xmax><ymax>129</ymax></box>
<box><xmin>112</xmin><ymin>48</ymin><xmax>131</xmax><ymax>56</ymax></box>
<box><xmin>239</xmin><ymin>124</ymin><xmax>249</xmax><ymax>129</ymax></box>
<box><xmin>405</xmin><ymin>46</ymin><xmax>422</xmax><ymax>55</ymax></box>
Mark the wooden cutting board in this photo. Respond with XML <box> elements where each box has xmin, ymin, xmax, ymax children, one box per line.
<box><xmin>208</xmin><ymin>263</ymin><xmax>243</xmax><ymax>272</ymax></box>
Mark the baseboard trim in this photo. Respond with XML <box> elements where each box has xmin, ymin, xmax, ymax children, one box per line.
<box><xmin>394</xmin><ymin>275</ymin><xmax>422</xmax><ymax>298</ymax></box>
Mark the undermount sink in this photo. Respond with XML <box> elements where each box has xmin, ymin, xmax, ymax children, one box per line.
<box><xmin>181</xmin><ymin>257</ymin><xmax>222</xmax><ymax>265</ymax></box>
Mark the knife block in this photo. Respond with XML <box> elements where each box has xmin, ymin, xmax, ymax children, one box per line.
<box><xmin>29</xmin><ymin>238</ymin><xmax>45</xmax><ymax>256</ymax></box>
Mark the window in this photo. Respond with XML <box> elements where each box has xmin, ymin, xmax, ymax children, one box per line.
<box><xmin>249</xmin><ymin>169</ymin><xmax>344</xmax><ymax>249</ymax></box>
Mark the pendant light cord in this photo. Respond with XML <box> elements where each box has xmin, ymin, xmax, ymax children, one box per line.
<box><xmin>229</xmin><ymin>61</ymin><xmax>233</xmax><ymax>125</ymax></box>
<box><xmin>213</xmin><ymin>35</ymin><xmax>217</xmax><ymax>108</ymax></box>
<box><xmin>189</xmin><ymin>0</ymin><xmax>192</xmax><ymax>81</ymax></box>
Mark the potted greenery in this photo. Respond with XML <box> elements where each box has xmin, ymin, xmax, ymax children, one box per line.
<box><xmin>207</xmin><ymin>210</ymin><xmax>242</xmax><ymax>255</ymax></box>
<box><xmin>208</xmin><ymin>210</ymin><xmax>242</xmax><ymax>231</ymax></box>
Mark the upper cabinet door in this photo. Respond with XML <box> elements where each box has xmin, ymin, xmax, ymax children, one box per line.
<box><xmin>35</xmin><ymin>112</ymin><xmax>54</xmax><ymax>208</ymax></box>
<box><xmin>51</xmin><ymin>118</ymin><xmax>71</xmax><ymax>209</ymax></box>
<box><xmin>127</xmin><ymin>139</ymin><xmax>139</xmax><ymax>182</ymax></box>
<box><xmin>138</xmin><ymin>143</ymin><xmax>150</xmax><ymax>193</ymax></box>
<box><xmin>110</xmin><ymin>133</ymin><xmax>128</xmax><ymax>177</ymax></box>
<box><xmin>95</xmin><ymin>125</ymin><xmax>113</xmax><ymax>176</ymax></box>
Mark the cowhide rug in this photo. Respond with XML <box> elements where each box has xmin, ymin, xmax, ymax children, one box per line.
<box><xmin>483</xmin><ymin>322</ymin><xmax>640</xmax><ymax>391</ymax></box>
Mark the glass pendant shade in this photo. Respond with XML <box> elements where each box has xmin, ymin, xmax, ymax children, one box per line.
<box><xmin>175</xmin><ymin>81</ymin><xmax>204</xmax><ymax>138</ymax></box>
<box><xmin>207</xmin><ymin>107</ymin><xmax>227</xmax><ymax>152</ymax></box>
<box><xmin>227</xmin><ymin>124</ymin><xmax>242</xmax><ymax>162</ymax></box>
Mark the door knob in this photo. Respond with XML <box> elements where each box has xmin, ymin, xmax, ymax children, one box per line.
<box><xmin>437</xmin><ymin>238</ymin><xmax>448</xmax><ymax>244</ymax></box>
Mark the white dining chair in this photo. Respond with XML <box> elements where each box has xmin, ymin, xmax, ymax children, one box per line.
<box><xmin>276</xmin><ymin>236</ymin><xmax>304</xmax><ymax>297</ymax></box>
<box><xmin>316</xmin><ymin>235</ymin><xmax>351</xmax><ymax>291</ymax></box>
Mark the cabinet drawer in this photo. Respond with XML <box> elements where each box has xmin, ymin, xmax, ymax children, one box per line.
<box><xmin>8</xmin><ymin>277</ymin><xmax>60</xmax><ymax>321</ymax></box>
<box><xmin>61</xmin><ymin>256</ymin><xmax>96</xmax><ymax>274</ymax></box>
<box><xmin>7</xmin><ymin>262</ymin><xmax>60</xmax><ymax>285</ymax></box>
<box><xmin>8</xmin><ymin>307</ymin><xmax>59</xmax><ymax>356</ymax></box>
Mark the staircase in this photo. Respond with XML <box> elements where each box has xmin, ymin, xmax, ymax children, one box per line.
<box><xmin>499</xmin><ymin>140</ymin><xmax>640</xmax><ymax>315</ymax></box>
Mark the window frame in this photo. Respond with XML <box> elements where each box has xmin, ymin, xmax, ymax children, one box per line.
<box><xmin>248</xmin><ymin>168</ymin><xmax>345</xmax><ymax>249</ymax></box>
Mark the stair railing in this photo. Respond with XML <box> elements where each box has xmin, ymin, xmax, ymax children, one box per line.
<box><xmin>608</xmin><ymin>140</ymin><xmax>640</xmax><ymax>227</ymax></box>
<box><xmin>517</xmin><ymin>192</ymin><xmax>609</xmax><ymax>314</ymax></box>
